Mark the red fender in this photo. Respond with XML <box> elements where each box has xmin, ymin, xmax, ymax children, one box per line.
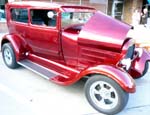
<box><xmin>1</xmin><ymin>34</ymin><xmax>27</xmax><ymax>61</ymax></box>
<box><xmin>130</xmin><ymin>48</ymin><xmax>150</xmax><ymax>77</ymax></box>
<box><xmin>79</xmin><ymin>65</ymin><xmax>136</xmax><ymax>93</ymax></box>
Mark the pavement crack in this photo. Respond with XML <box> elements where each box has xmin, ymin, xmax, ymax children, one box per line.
<box><xmin>126</xmin><ymin>105</ymin><xmax>150</xmax><ymax>110</ymax></box>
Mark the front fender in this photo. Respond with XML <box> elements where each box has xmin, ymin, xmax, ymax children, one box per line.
<box><xmin>131</xmin><ymin>48</ymin><xmax>150</xmax><ymax>77</ymax></box>
<box><xmin>1</xmin><ymin>34</ymin><xmax>27</xmax><ymax>61</ymax></box>
<box><xmin>79</xmin><ymin>65</ymin><xmax>135</xmax><ymax>93</ymax></box>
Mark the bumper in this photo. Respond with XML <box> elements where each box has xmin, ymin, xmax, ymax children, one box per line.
<box><xmin>129</xmin><ymin>48</ymin><xmax>150</xmax><ymax>78</ymax></box>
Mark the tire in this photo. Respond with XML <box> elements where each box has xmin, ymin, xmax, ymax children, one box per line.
<box><xmin>84</xmin><ymin>75</ymin><xmax>129</xmax><ymax>115</ymax></box>
<box><xmin>2</xmin><ymin>43</ymin><xmax>19</xmax><ymax>69</ymax></box>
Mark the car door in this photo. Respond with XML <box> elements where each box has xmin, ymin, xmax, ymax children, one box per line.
<box><xmin>27</xmin><ymin>9</ymin><xmax>61</xmax><ymax>61</ymax></box>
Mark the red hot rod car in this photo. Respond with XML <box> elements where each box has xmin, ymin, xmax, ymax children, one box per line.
<box><xmin>1</xmin><ymin>1</ymin><xmax>150</xmax><ymax>115</ymax></box>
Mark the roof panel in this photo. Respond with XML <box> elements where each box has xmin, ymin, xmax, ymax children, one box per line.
<box><xmin>7</xmin><ymin>1</ymin><xmax>95</xmax><ymax>11</ymax></box>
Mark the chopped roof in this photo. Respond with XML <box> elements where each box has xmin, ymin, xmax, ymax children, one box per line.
<box><xmin>7</xmin><ymin>1</ymin><xmax>62</xmax><ymax>8</ymax></box>
<box><xmin>7</xmin><ymin>1</ymin><xmax>95</xmax><ymax>10</ymax></box>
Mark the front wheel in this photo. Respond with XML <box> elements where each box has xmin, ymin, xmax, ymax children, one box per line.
<box><xmin>2</xmin><ymin>43</ymin><xmax>19</xmax><ymax>69</ymax></box>
<box><xmin>84</xmin><ymin>75</ymin><xmax>129</xmax><ymax>115</ymax></box>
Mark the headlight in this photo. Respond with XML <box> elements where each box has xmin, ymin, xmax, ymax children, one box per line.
<box><xmin>135</xmin><ymin>48</ymin><xmax>143</xmax><ymax>57</ymax></box>
<box><xmin>120</xmin><ymin>58</ymin><xmax>132</xmax><ymax>70</ymax></box>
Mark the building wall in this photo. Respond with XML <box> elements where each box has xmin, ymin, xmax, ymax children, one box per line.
<box><xmin>107</xmin><ymin>0</ymin><xmax>113</xmax><ymax>16</ymax></box>
<box><xmin>53</xmin><ymin>0</ymin><xmax>107</xmax><ymax>13</ymax></box>
<box><xmin>123</xmin><ymin>0</ymin><xmax>143</xmax><ymax>24</ymax></box>
<box><xmin>0</xmin><ymin>22</ymin><xmax>8</xmax><ymax>32</ymax></box>
<box><xmin>123</xmin><ymin>0</ymin><xmax>133</xmax><ymax>24</ymax></box>
<box><xmin>23</xmin><ymin>0</ymin><xmax>107</xmax><ymax>13</ymax></box>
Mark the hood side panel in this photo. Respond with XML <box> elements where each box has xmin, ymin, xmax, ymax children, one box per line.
<box><xmin>77</xmin><ymin>12</ymin><xmax>131</xmax><ymax>68</ymax></box>
<box><xmin>78</xmin><ymin>11</ymin><xmax>132</xmax><ymax>52</ymax></box>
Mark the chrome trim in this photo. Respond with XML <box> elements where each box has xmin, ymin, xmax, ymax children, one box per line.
<box><xmin>135</xmin><ymin>48</ymin><xmax>143</xmax><ymax>57</ymax></box>
<box><xmin>90</xmin><ymin>81</ymin><xmax>119</xmax><ymax>110</ymax></box>
<box><xmin>120</xmin><ymin>58</ymin><xmax>131</xmax><ymax>70</ymax></box>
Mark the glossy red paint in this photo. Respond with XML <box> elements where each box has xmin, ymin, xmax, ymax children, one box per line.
<box><xmin>1</xmin><ymin>1</ymin><xmax>150</xmax><ymax>94</ymax></box>
<box><xmin>26</xmin><ymin>52</ymin><xmax>136</xmax><ymax>92</ymax></box>
<box><xmin>78</xmin><ymin>12</ymin><xmax>132</xmax><ymax>52</ymax></box>
<box><xmin>1</xmin><ymin>34</ymin><xmax>27</xmax><ymax>60</ymax></box>
<box><xmin>77</xmin><ymin>12</ymin><xmax>132</xmax><ymax>67</ymax></box>
<box><xmin>129</xmin><ymin>48</ymin><xmax>150</xmax><ymax>78</ymax></box>
<box><xmin>78</xmin><ymin>65</ymin><xmax>136</xmax><ymax>93</ymax></box>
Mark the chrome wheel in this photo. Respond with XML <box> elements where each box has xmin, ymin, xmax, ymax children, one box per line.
<box><xmin>85</xmin><ymin>75</ymin><xmax>129</xmax><ymax>115</ymax></box>
<box><xmin>90</xmin><ymin>81</ymin><xmax>118</xmax><ymax>110</ymax></box>
<box><xmin>3</xmin><ymin>47</ymin><xmax>13</xmax><ymax>65</ymax></box>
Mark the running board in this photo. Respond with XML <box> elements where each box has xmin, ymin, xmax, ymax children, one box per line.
<box><xmin>18</xmin><ymin>59</ymin><xmax>57</xmax><ymax>80</ymax></box>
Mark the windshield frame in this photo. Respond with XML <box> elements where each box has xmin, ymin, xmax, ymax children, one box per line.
<box><xmin>61</xmin><ymin>11</ymin><xmax>94</xmax><ymax>29</ymax></box>
<box><xmin>60</xmin><ymin>7</ymin><xmax>95</xmax><ymax>29</ymax></box>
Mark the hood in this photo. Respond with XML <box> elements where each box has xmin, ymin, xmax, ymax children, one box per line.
<box><xmin>78</xmin><ymin>11</ymin><xmax>132</xmax><ymax>52</ymax></box>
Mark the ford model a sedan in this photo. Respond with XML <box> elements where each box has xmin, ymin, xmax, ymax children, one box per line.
<box><xmin>1</xmin><ymin>1</ymin><xmax>150</xmax><ymax>115</ymax></box>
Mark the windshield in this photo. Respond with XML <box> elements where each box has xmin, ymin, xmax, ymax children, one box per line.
<box><xmin>61</xmin><ymin>12</ymin><xmax>93</xmax><ymax>28</ymax></box>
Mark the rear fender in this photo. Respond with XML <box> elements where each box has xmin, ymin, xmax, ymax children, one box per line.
<box><xmin>1</xmin><ymin>34</ymin><xmax>27</xmax><ymax>61</ymax></box>
<box><xmin>79</xmin><ymin>65</ymin><xmax>135</xmax><ymax>93</ymax></box>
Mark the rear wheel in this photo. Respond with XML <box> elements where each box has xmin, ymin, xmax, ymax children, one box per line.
<box><xmin>2</xmin><ymin>43</ymin><xmax>19</xmax><ymax>69</ymax></box>
<box><xmin>84</xmin><ymin>75</ymin><xmax>129</xmax><ymax>115</ymax></box>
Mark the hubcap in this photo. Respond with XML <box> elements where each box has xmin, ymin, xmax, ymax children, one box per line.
<box><xmin>4</xmin><ymin>48</ymin><xmax>13</xmax><ymax>65</ymax></box>
<box><xmin>90</xmin><ymin>81</ymin><xmax>118</xmax><ymax>110</ymax></box>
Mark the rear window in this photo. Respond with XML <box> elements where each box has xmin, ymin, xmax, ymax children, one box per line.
<box><xmin>11</xmin><ymin>8</ymin><xmax>28</xmax><ymax>23</ymax></box>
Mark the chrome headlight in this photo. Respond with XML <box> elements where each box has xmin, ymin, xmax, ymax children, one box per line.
<box><xmin>135</xmin><ymin>48</ymin><xmax>143</xmax><ymax>57</ymax></box>
<box><xmin>120</xmin><ymin>58</ymin><xmax>132</xmax><ymax>70</ymax></box>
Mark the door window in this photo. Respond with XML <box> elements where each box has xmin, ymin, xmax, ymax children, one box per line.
<box><xmin>11</xmin><ymin>8</ymin><xmax>28</xmax><ymax>23</ymax></box>
<box><xmin>30</xmin><ymin>9</ymin><xmax>57</xmax><ymax>27</ymax></box>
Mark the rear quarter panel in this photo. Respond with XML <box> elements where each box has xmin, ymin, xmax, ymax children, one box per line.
<box><xmin>1</xmin><ymin>34</ymin><xmax>28</xmax><ymax>61</ymax></box>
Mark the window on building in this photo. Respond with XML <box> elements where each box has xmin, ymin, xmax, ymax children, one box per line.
<box><xmin>11</xmin><ymin>8</ymin><xmax>28</xmax><ymax>23</ymax></box>
<box><xmin>30</xmin><ymin>9</ymin><xmax>57</xmax><ymax>27</ymax></box>
<box><xmin>108</xmin><ymin>0</ymin><xmax>124</xmax><ymax>20</ymax></box>
<box><xmin>0</xmin><ymin>0</ymin><xmax>8</xmax><ymax>22</ymax></box>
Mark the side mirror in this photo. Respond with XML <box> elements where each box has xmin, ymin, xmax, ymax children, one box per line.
<box><xmin>47</xmin><ymin>11</ymin><xmax>56</xmax><ymax>18</ymax></box>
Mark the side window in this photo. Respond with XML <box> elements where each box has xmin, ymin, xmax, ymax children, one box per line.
<box><xmin>11</xmin><ymin>8</ymin><xmax>28</xmax><ymax>23</ymax></box>
<box><xmin>30</xmin><ymin>9</ymin><xmax>57</xmax><ymax>27</ymax></box>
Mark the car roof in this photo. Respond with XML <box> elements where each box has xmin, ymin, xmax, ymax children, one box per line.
<box><xmin>7</xmin><ymin>1</ymin><xmax>95</xmax><ymax>10</ymax></box>
<box><xmin>7</xmin><ymin>1</ymin><xmax>61</xmax><ymax>8</ymax></box>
